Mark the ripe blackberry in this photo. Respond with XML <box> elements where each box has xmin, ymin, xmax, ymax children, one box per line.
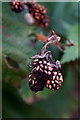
<box><xmin>29</xmin><ymin>49</ymin><xmax>63</xmax><ymax>92</ymax></box>
<box><xmin>26</xmin><ymin>2</ymin><xmax>49</xmax><ymax>27</ymax></box>
<box><xmin>9</xmin><ymin>0</ymin><xmax>25</xmax><ymax>13</ymax></box>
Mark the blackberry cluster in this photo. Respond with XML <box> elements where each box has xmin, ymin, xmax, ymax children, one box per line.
<box><xmin>9</xmin><ymin>0</ymin><xmax>25</xmax><ymax>13</ymax></box>
<box><xmin>9</xmin><ymin>1</ymin><xmax>49</xmax><ymax>27</ymax></box>
<box><xmin>29</xmin><ymin>50</ymin><xmax>63</xmax><ymax>92</ymax></box>
<box><xmin>26</xmin><ymin>2</ymin><xmax>49</xmax><ymax>27</ymax></box>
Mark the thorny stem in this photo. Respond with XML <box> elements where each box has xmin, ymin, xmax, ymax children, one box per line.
<box><xmin>35</xmin><ymin>30</ymin><xmax>75</xmax><ymax>52</ymax></box>
<box><xmin>43</xmin><ymin>39</ymin><xmax>57</xmax><ymax>49</ymax></box>
<box><xmin>55</xmin><ymin>40</ymin><xmax>75</xmax><ymax>51</ymax></box>
<box><xmin>32</xmin><ymin>30</ymin><xmax>75</xmax><ymax>59</ymax></box>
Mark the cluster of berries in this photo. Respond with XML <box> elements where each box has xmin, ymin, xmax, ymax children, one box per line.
<box><xmin>9</xmin><ymin>0</ymin><xmax>48</xmax><ymax>27</ymax></box>
<box><xmin>29</xmin><ymin>49</ymin><xmax>63</xmax><ymax>92</ymax></box>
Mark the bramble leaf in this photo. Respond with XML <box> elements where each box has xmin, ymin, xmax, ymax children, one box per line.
<box><xmin>61</xmin><ymin>25</ymin><xmax>78</xmax><ymax>64</ymax></box>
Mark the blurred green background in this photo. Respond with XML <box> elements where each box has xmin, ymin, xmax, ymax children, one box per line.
<box><xmin>2</xmin><ymin>2</ymin><xmax>79</xmax><ymax>118</ymax></box>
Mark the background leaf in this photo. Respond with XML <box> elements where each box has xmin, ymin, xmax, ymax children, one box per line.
<box><xmin>61</xmin><ymin>25</ymin><xmax>78</xmax><ymax>64</ymax></box>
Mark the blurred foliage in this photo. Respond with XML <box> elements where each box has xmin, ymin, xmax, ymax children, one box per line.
<box><xmin>61</xmin><ymin>25</ymin><xmax>78</xmax><ymax>63</ymax></box>
<box><xmin>2</xmin><ymin>2</ymin><xmax>79</xmax><ymax>118</ymax></box>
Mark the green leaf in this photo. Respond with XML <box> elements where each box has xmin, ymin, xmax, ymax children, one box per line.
<box><xmin>41</xmin><ymin>2</ymin><xmax>78</xmax><ymax>36</ymax></box>
<box><xmin>61</xmin><ymin>25</ymin><xmax>78</xmax><ymax>64</ymax></box>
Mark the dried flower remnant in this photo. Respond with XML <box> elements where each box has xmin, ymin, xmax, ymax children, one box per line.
<box><xmin>35</xmin><ymin>31</ymin><xmax>75</xmax><ymax>51</ymax></box>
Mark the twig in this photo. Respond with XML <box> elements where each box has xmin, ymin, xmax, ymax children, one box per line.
<box><xmin>35</xmin><ymin>30</ymin><xmax>75</xmax><ymax>52</ymax></box>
